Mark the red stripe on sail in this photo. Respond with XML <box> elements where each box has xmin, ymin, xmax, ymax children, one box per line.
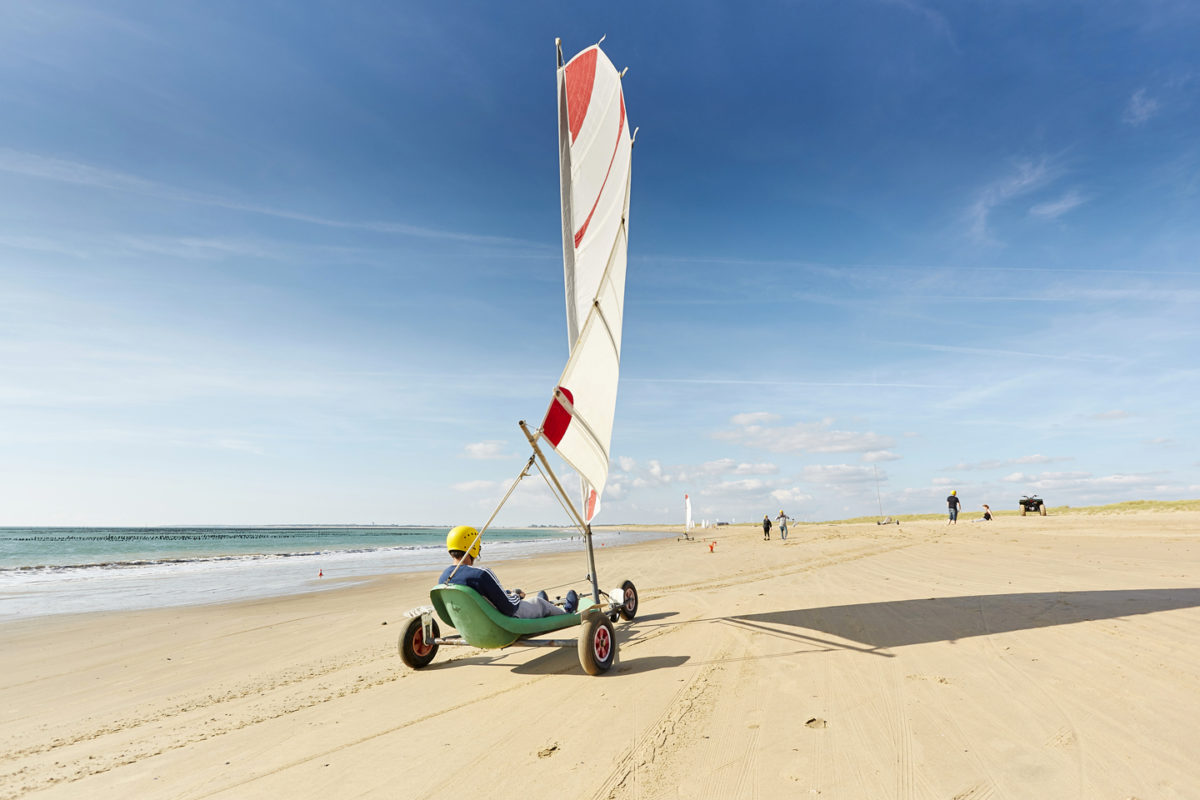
<box><xmin>565</xmin><ymin>49</ymin><xmax>597</xmax><ymax>144</ymax></box>
<box><xmin>542</xmin><ymin>386</ymin><xmax>574</xmax><ymax>447</ymax></box>
<box><xmin>586</xmin><ymin>488</ymin><xmax>598</xmax><ymax>521</ymax></box>
<box><xmin>572</xmin><ymin>92</ymin><xmax>625</xmax><ymax>248</ymax></box>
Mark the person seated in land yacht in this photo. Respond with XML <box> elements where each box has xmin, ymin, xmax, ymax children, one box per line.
<box><xmin>437</xmin><ymin>526</ymin><xmax>578</xmax><ymax>618</ymax></box>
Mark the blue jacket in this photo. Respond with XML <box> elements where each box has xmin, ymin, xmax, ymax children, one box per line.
<box><xmin>437</xmin><ymin>564</ymin><xmax>521</xmax><ymax>617</ymax></box>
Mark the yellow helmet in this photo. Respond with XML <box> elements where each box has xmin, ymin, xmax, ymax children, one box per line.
<box><xmin>446</xmin><ymin>525</ymin><xmax>481</xmax><ymax>559</ymax></box>
<box><xmin>951</xmin><ymin>490</ymin><xmax>957</xmax><ymax>496</ymax></box>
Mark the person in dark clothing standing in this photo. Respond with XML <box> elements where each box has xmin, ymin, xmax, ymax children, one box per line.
<box><xmin>947</xmin><ymin>490</ymin><xmax>961</xmax><ymax>524</ymax></box>
<box><xmin>762</xmin><ymin>514</ymin><xmax>772</xmax><ymax>540</ymax></box>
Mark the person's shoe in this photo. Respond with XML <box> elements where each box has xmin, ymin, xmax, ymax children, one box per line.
<box><xmin>563</xmin><ymin>590</ymin><xmax>579</xmax><ymax>614</ymax></box>
<box><xmin>537</xmin><ymin>590</ymin><xmax>549</xmax><ymax>602</ymax></box>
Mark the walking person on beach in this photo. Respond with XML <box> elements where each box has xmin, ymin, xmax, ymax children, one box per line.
<box><xmin>947</xmin><ymin>490</ymin><xmax>961</xmax><ymax>525</ymax></box>
<box><xmin>776</xmin><ymin>510</ymin><xmax>791</xmax><ymax>540</ymax></box>
<box><xmin>438</xmin><ymin>526</ymin><xmax>578</xmax><ymax>618</ymax></box>
<box><xmin>762</xmin><ymin>514</ymin><xmax>772</xmax><ymax>540</ymax></box>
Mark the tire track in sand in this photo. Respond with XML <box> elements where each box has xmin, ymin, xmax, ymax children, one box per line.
<box><xmin>589</xmin><ymin>650</ymin><xmax>729</xmax><ymax>800</ymax></box>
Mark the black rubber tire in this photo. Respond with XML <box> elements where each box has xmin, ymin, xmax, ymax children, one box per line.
<box><xmin>619</xmin><ymin>579</ymin><xmax>639</xmax><ymax>621</ymax></box>
<box><xmin>578</xmin><ymin>612</ymin><xmax>617</xmax><ymax>675</ymax></box>
<box><xmin>399</xmin><ymin>615</ymin><xmax>440</xmax><ymax>669</ymax></box>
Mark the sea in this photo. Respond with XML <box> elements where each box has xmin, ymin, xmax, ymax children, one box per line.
<box><xmin>0</xmin><ymin>525</ymin><xmax>669</xmax><ymax>621</ymax></box>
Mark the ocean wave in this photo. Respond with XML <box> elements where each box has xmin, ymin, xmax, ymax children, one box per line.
<box><xmin>0</xmin><ymin>544</ymin><xmax>440</xmax><ymax>575</ymax></box>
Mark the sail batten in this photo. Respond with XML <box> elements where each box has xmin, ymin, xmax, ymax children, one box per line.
<box><xmin>540</xmin><ymin>40</ymin><xmax>632</xmax><ymax>524</ymax></box>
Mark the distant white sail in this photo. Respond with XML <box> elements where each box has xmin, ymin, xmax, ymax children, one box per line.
<box><xmin>540</xmin><ymin>41</ymin><xmax>633</xmax><ymax>523</ymax></box>
<box><xmin>685</xmin><ymin>494</ymin><xmax>693</xmax><ymax>531</ymax></box>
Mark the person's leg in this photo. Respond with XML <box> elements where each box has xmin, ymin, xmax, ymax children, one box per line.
<box><xmin>514</xmin><ymin>597</ymin><xmax>565</xmax><ymax>618</ymax></box>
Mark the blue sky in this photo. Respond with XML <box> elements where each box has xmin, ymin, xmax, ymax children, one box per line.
<box><xmin>2</xmin><ymin>1</ymin><xmax>1198</xmax><ymax>526</ymax></box>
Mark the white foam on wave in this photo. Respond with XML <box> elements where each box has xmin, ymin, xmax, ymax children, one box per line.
<box><xmin>0</xmin><ymin>529</ymin><xmax>668</xmax><ymax>620</ymax></box>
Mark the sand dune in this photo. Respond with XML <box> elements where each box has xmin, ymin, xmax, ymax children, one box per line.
<box><xmin>2</xmin><ymin>511</ymin><xmax>1198</xmax><ymax>799</ymax></box>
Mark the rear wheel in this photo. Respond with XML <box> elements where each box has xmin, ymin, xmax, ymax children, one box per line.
<box><xmin>1021</xmin><ymin>507</ymin><xmax>1027</xmax><ymax>516</ymax></box>
<box><xmin>578</xmin><ymin>612</ymin><xmax>617</xmax><ymax>675</ymax></box>
<box><xmin>399</xmin><ymin>616</ymin><xmax>439</xmax><ymax>669</ymax></box>
<box><xmin>619</xmin><ymin>579</ymin><xmax>639</xmax><ymax>621</ymax></box>
<box><xmin>1039</xmin><ymin>505</ymin><xmax>1047</xmax><ymax>516</ymax></box>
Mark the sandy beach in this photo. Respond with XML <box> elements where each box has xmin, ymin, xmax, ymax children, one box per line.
<box><xmin>3</xmin><ymin>510</ymin><xmax>1199</xmax><ymax>799</ymax></box>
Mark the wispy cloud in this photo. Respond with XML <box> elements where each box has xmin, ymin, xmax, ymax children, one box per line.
<box><xmin>0</xmin><ymin>148</ymin><xmax>549</xmax><ymax>250</ymax></box>
<box><xmin>451</xmin><ymin>479</ymin><xmax>502</xmax><ymax>493</ymax></box>
<box><xmin>892</xmin><ymin>341</ymin><xmax>1117</xmax><ymax>364</ymax></box>
<box><xmin>967</xmin><ymin>157</ymin><xmax>1056</xmax><ymax>244</ymax></box>
<box><xmin>1000</xmin><ymin>470</ymin><xmax>1169</xmax><ymax>494</ymax></box>
<box><xmin>862</xmin><ymin>450</ymin><xmax>901</xmax><ymax>463</ymax></box>
<box><xmin>1029</xmin><ymin>189</ymin><xmax>1087</xmax><ymax>220</ymax></box>
<box><xmin>462</xmin><ymin>440</ymin><xmax>511</xmax><ymax>459</ymax></box>
<box><xmin>1123</xmin><ymin>89</ymin><xmax>1160</xmax><ymax>126</ymax></box>
<box><xmin>771</xmin><ymin>487</ymin><xmax>814</xmax><ymax>505</ymax></box>
<box><xmin>947</xmin><ymin>454</ymin><xmax>1072</xmax><ymax>471</ymax></box>
<box><xmin>879</xmin><ymin>0</ymin><xmax>958</xmax><ymax>50</ymax></box>
<box><xmin>1091</xmin><ymin>410</ymin><xmax>1131</xmax><ymax>420</ymax></box>
<box><xmin>717</xmin><ymin>416</ymin><xmax>894</xmax><ymax>455</ymax></box>
<box><xmin>803</xmin><ymin>464</ymin><xmax>877</xmax><ymax>484</ymax></box>
<box><xmin>730</xmin><ymin>412</ymin><xmax>780</xmax><ymax>426</ymax></box>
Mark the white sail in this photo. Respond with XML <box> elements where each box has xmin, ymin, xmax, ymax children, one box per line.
<box><xmin>685</xmin><ymin>494</ymin><xmax>693</xmax><ymax>531</ymax></box>
<box><xmin>540</xmin><ymin>40</ymin><xmax>633</xmax><ymax>523</ymax></box>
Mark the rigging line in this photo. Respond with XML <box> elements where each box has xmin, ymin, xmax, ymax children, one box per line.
<box><xmin>533</xmin><ymin>458</ymin><xmax>588</xmax><ymax>536</ymax></box>
<box><xmin>569</xmin><ymin>154</ymin><xmax>631</xmax><ymax>336</ymax></box>
<box><xmin>591</xmin><ymin>226</ymin><xmax>626</xmax><ymax>363</ymax></box>
<box><xmin>446</xmin><ymin>454</ymin><xmax>535</xmax><ymax>582</ymax></box>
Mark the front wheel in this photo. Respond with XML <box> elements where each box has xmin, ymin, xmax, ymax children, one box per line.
<box><xmin>399</xmin><ymin>615</ymin><xmax>440</xmax><ymax>669</ymax></box>
<box><xmin>1039</xmin><ymin>505</ymin><xmax>1047</xmax><ymax>516</ymax></box>
<box><xmin>619</xmin><ymin>579</ymin><xmax>639</xmax><ymax>621</ymax></box>
<box><xmin>578</xmin><ymin>612</ymin><xmax>617</xmax><ymax>675</ymax></box>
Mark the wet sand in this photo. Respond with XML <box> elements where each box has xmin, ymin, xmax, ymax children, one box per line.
<box><xmin>2</xmin><ymin>510</ymin><xmax>1198</xmax><ymax>799</ymax></box>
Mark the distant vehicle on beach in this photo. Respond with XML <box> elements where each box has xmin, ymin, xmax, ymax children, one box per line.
<box><xmin>1019</xmin><ymin>495</ymin><xmax>1047</xmax><ymax>516</ymax></box>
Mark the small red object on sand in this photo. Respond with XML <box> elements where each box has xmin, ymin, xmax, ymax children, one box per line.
<box><xmin>319</xmin><ymin>570</ymin><xmax>323</xmax><ymax>577</ymax></box>
<box><xmin>709</xmin><ymin>542</ymin><xmax>715</xmax><ymax>553</ymax></box>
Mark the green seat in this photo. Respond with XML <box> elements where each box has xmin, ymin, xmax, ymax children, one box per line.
<box><xmin>430</xmin><ymin>583</ymin><xmax>589</xmax><ymax>649</ymax></box>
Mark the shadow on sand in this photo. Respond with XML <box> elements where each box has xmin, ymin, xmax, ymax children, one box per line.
<box><xmin>434</xmin><ymin>611</ymin><xmax>685</xmax><ymax>676</ymax></box>
<box><xmin>728</xmin><ymin>588</ymin><xmax>1200</xmax><ymax>654</ymax></box>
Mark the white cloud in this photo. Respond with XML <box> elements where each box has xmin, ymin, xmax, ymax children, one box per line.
<box><xmin>967</xmin><ymin>157</ymin><xmax>1056</xmax><ymax>244</ymax></box>
<box><xmin>463</xmin><ymin>440</ymin><xmax>510</xmax><ymax>459</ymax></box>
<box><xmin>214</xmin><ymin>438</ymin><xmax>264</xmax><ymax>455</ymax></box>
<box><xmin>730</xmin><ymin>411</ymin><xmax>780</xmax><ymax>426</ymax></box>
<box><xmin>718</xmin><ymin>478</ymin><xmax>767</xmax><ymax>492</ymax></box>
<box><xmin>771</xmin><ymin>487</ymin><xmax>814</xmax><ymax>505</ymax></box>
<box><xmin>862</xmin><ymin>450</ymin><xmax>901</xmax><ymax>463</ymax></box>
<box><xmin>880</xmin><ymin>0</ymin><xmax>957</xmax><ymax>48</ymax></box>
<box><xmin>947</xmin><ymin>454</ymin><xmax>1072</xmax><ymax>471</ymax></box>
<box><xmin>803</xmin><ymin>464</ymin><xmax>876</xmax><ymax>484</ymax></box>
<box><xmin>718</xmin><ymin>416</ymin><xmax>894</xmax><ymax>454</ymax></box>
<box><xmin>1123</xmin><ymin>89</ymin><xmax>1160</xmax><ymax>126</ymax></box>
<box><xmin>733</xmin><ymin>462</ymin><xmax>779</xmax><ymax>475</ymax></box>
<box><xmin>0</xmin><ymin>147</ymin><xmax>547</xmax><ymax>249</ymax></box>
<box><xmin>1029</xmin><ymin>189</ymin><xmax>1086</xmax><ymax>220</ymax></box>
<box><xmin>452</xmin><ymin>479</ymin><xmax>500</xmax><ymax>493</ymax></box>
